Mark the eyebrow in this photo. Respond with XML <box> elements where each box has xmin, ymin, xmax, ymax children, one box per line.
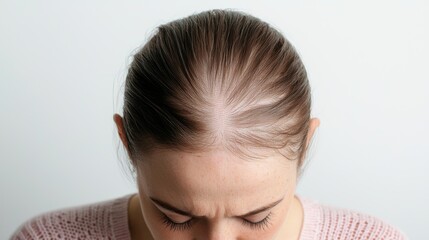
<box><xmin>149</xmin><ymin>196</ymin><xmax>284</xmax><ymax>218</ymax></box>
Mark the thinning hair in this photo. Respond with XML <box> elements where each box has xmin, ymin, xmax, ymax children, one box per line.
<box><xmin>122</xmin><ymin>9</ymin><xmax>312</xmax><ymax>169</ymax></box>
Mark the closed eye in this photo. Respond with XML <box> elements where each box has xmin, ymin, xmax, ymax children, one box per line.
<box><xmin>241</xmin><ymin>212</ymin><xmax>273</xmax><ymax>230</ymax></box>
<box><xmin>160</xmin><ymin>213</ymin><xmax>194</xmax><ymax>231</ymax></box>
<box><xmin>159</xmin><ymin>211</ymin><xmax>274</xmax><ymax>231</ymax></box>
<box><xmin>150</xmin><ymin>195</ymin><xmax>283</xmax><ymax>232</ymax></box>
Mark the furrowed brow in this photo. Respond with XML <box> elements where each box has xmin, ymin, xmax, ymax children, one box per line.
<box><xmin>237</xmin><ymin>197</ymin><xmax>284</xmax><ymax>218</ymax></box>
<box><xmin>150</xmin><ymin>196</ymin><xmax>285</xmax><ymax>218</ymax></box>
<box><xmin>150</xmin><ymin>197</ymin><xmax>201</xmax><ymax>217</ymax></box>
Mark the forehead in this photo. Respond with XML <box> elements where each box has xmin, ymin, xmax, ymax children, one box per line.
<box><xmin>137</xmin><ymin>149</ymin><xmax>297</xmax><ymax>211</ymax></box>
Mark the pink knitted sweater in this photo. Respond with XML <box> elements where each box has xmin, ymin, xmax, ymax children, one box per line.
<box><xmin>11</xmin><ymin>193</ymin><xmax>408</xmax><ymax>240</ymax></box>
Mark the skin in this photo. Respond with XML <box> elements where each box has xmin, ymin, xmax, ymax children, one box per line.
<box><xmin>114</xmin><ymin>114</ymin><xmax>320</xmax><ymax>240</ymax></box>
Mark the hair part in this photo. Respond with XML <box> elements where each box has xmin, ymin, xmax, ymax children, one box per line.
<box><xmin>122</xmin><ymin>9</ymin><xmax>312</xmax><ymax>169</ymax></box>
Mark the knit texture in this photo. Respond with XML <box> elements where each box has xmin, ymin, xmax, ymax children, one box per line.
<box><xmin>10</xmin><ymin>193</ymin><xmax>408</xmax><ymax>240</ymax></box>
<box><xmin>296</xmin><ymin>196</ymin><xmax>408</xmax><ymax>240</ymax></box>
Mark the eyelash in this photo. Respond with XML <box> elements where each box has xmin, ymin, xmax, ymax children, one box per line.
<box><xmin>161</xmin><ymin>213</ymin><xmax>194</xmax><ymax>231</ymax></box>
<box><xmin>160</xmin><ymin>212</ymin><xmax>273</xmax><ymax>231</ymax></box>
<box><xmin>241</xmin><ymin>212</ymin><xmax>273</xmax><ymax>230</ymax></box>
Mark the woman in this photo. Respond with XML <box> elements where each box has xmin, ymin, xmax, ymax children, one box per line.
<box><xmin>11</xmin><ymin>9</ymin><xmax>407</xmax><ymax>240</ymax></box>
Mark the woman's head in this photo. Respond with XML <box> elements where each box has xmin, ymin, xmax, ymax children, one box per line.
<box><xmin>114</xmin><ymin>9</ymin><xmax>319</xmax><ymax>239</ymax></box>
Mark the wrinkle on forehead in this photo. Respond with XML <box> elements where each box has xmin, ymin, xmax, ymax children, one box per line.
<box><xmin>137</xmin><ymin>149</ymin><xmax>297</xmax><ymax>218</ymax></box>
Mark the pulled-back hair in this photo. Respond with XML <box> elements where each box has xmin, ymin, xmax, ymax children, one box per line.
<box><xmin>122</xmin><ymin>9</ymin><xmax>312</xmax><ymax>169</ymax></box>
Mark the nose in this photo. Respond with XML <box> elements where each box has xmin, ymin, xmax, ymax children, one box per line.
<box><xmin>208</xmin><ymin>222</ymin><xmax>230</xmax><ymax>240</ymax></box>
<box><xmin>195</xmin><ymin>220</ymin><xmax>235</xmax><ymax>240</ymax></box>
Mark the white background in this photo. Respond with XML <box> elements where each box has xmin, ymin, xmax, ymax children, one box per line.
<box><xmin>1</xmin><ymin>1</ymin><xmax>428</xmax><ymax>239</ymax></box>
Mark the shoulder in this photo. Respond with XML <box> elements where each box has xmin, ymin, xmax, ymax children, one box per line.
<box><xmin>10</xmin><ymin>193</ymin><xmax>134</xmax><ymax>240</ymax></box>
<box><xmin>298</xmin><ymin>196</ymin><xmax>408</xmax><ymax>240</ymax></box>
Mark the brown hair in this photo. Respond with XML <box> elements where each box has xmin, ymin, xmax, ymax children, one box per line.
<box><xmin>121</xmin><ymin>9</ymin><xmax>312</xmax><ymax>170</ymax></box>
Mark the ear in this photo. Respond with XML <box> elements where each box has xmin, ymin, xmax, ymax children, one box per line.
<box><xmin>113</xmin><ymin>113</ymin><xmax>130</xmax><ymax>154</ymax></box>
<box><xmin>297</xmin><ymin>118</ymin><xmax>320</xmax><ymax>177</ymax></box>
<box><xmin>305</xmin><ymin>118</ymin><xmax>320</xmax><ymax>149</ymax></box>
